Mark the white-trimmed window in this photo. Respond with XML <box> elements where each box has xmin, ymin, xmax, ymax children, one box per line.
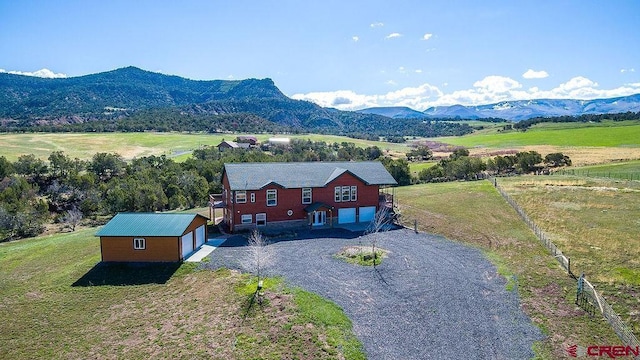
<box><xmin>256</xmin><ymin>213</ymin><xmax>267</xmax><ymax>226</ymax></box>
<box><xmin>350</xmin><ymin>186</ymin><xmax>357</xmax><ymax>201</ymax></box>
<box><xmin>235</xmin><ymin>191</ymin><xmax>247</xmax><ymax>203</ymax></box>
<box><xmin>250</xmin><ymin>193</ymin><xmax>255</xmax><ymax>203</ymax></box>
<box><xmin>266</xmin><ymin>189</ymin><xmax>277</xmax><ymax>206</ymax></box>
<box><xmin>133</xmin><ymin>238</ymin><xmax>145</xmax><ymax>250</ymax></box>
<box><xmin>302</xmin><ymin>188</ymin><xmax>312</xmax><ymax>204</ymax></box>
<box><xmin>241</xmin><ymin>214</ymin><xmax>252</xmax><ymax>224</ymax></box>
<box><xmin>341</xmin><ymin>186</ymin><xmax>351</xmax><ymax>202</ymax></box>
<box><xmin>335</xmin><ymin>187</ymin><xmax>341</xmax><ymax>202</ymax></box>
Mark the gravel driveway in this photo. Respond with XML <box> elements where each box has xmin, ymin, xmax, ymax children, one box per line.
<box><xmin>203</xmin><ymin>228</ymin><xmax>543</xmax><ymax>359</ymax></box>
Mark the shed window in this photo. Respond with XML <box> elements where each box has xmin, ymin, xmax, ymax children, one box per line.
<box><xmin>250</xmin><ymin>193</ymin><xmax>255</xmax><ymax>203</ymax></box>
<box><xmin>302</xmin><ymin>188</ymin><xmax>312</xmax><ymax>204</ymax></box>
<box><xmin>266</xmin><ymin>189</ymin><xmax>277</xmax><ymax>206</ymax></box>
<box><xmin>241</xmin><ymin>214</ymin><xmax>252</xmax><ymax>224</ymax></box>
<box><xmin>350</xmin><ymin>186</ymin><xmax>357</xmax><ymax>201</ymax></box>
<box><xmin>133</xmin><ymin>238</ymin><xmax>146</xmax><ymax>250</ymax></box>
<box><xmin>235</xmin><ymin>191</ymin><xmax>247</xmax><ymax>203</ymax></box>
<box><xmin>335</xmin><ymin>187</ymin><xmax>341</xmax><ymax>202</ymax></box>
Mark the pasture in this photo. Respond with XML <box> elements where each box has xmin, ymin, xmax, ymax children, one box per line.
<box><xmin>0</xmin><ymin>132</ymin><xmax>409</xmax><ymax>162</ymax></box>
<box><xmin>0</xmin><ymin>229</ymin><xmax>363</xmax><ymax>359</ymax></box>
<box><xmin>496</xmin><ymin>175</ymin><xmax>640</xmax><ymax>334</ymax></box>
<box><xmin>395</xmin><ymin>180</ymin><xmax>619</xmax><ymax>358</ymax></box>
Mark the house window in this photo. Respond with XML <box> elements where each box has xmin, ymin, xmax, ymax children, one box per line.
<box><xmin>335</xmin><ymin>187</ymin><xmax>341</xmax><ymax>202</ymax></box>
<box><xmin>256</xmin><ymin>213</ymin><xmax>267</xmax><ymax>226</ymax></box>
<box><xmin>266</xmin><ymin>189</ymin><xmax>277</xmax><ymax>206</ymax></box>
<box><xmin>302</xmin><ymin>188</ymin><xmax>312</xmax><ymax>204</ymax></box>
<box><xmin>341</xmin><ymin>186</ymin><xmax>351</xmax><ymax>202</ymax></box>
<box><xmin>241</xmin><ymin>214</ymin><xmax>252</xmax><ymax>224</ymax></box>
<box><xmin>250</xmin><ymin>193</ymin><xmax>255</xmax><ymax>203</ymax></box>
<box><xmin>236</xmin><ymin>191</ymin><xmax>247</xmax><ymax>203</ymax></box>
<box><xmin>133</xmin><ymin>238</ymin><xmax>145</xmax><ymax>250</ymax></box>
<box><xmin>351</xmin><ymin>186</ymin><xmax>357</xmax><ymax>201</ymax></box>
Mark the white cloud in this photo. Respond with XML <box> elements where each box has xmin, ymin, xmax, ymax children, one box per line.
<box><xmin>0</xmin><ymin>68</ymin><xmax>67</xmax><ymax>78</ymax></box>
<box><xmin>522</xmin><ymin>69</ymin><xmax>549</xmax><ymax>79</ymax></box>
<box><xmin>385</xmin><ymin>33</ymin><xmax>402</xmax><ymax>39</ymax></box>
<box><xmin>621</xmin><ymin>68</ymin><xmax>636</xmax><ymax>73</ymax></box>
<box><xmin>422</xmin><ymin>33</ymin><xmax>433</xmax><ymax>40</ymax></box>
<box><xmin>292</xmin><ymin>75</ymin><xmax>640</xmax><ymax>112</ymax></box>
<box><xmin>370</xmin><ymin>22</ymin><xmax>384</xmax><ymax>28</ymax></box>
<box><xmin>352</xmin><ymin>36</ymin><xmax>359</xmax><ymax>42</ymax></box>
<box><xmin>415</xmin><ymin>69</ymin><xmax>423</xmax><ymax>73</ymax></box>
<box><xmin>386</xmin><ymin>80</ymin><xmax>397</xmax><ymax>86</ymax></box>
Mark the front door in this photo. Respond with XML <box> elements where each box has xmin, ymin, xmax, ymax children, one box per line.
<box><xmin>313</xmin><ymin>211</ymin><xmax>326</xmax><ymax>226</ymax></box>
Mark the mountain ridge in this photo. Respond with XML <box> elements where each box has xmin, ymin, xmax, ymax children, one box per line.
<box><xmin>358</xmin><ymin>94</ymin><xmax>640</xmax><ymax>121</ymax></box>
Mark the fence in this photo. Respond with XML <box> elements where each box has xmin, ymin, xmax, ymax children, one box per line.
<box><xmin>489</xmin><ymin>177</ymin><xmax>640</xmax><ymax>353</ymax></box>
<box><xmin>553</xmin><ymin>169</ymin><xmax>639</xmax><ymax>181</ymax></box>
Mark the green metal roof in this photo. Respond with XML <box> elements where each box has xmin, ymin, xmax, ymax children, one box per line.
<box><xmin>95</xmin><ymin>213</ymin><xmax>206</xmax><ymax>237</ymax></box>
<box><xmin>223</xmin><ymin>161</ymin><xmax>397</xmax><ymax>190</ymax></box>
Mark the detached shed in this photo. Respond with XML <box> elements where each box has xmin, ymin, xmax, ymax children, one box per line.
<box><xmin>96</xmin><ymin>213</ymin><xmax>208</xmax><ymax>262</ymax></box>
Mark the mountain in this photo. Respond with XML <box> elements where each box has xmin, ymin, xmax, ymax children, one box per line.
<box><xmin>0</xmin><ymin>67</ymin><xmax>473</xmax><ymax>137</ymax></box>
<box><xmin>357</xmin><ymin>106</ymin><xmax>428</xmax><ymax>119</ymax></box>
<box><xmin>360</xmin><ymin>94</ymin><xmax>640</xmax><ymax>121</ymax></box>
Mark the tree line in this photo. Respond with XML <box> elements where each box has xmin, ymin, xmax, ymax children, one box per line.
<box><xmin>0</xmin><ymin>140</ymin><xmax>411</xmax><ymax>242</ymax></box>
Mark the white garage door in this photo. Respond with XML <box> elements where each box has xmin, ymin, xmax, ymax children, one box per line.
<box><xmin>181</xmin><ymin>232</ymin><xmax>194</xmax><ymax>258</ymax></box>
<box><xmin>195</xmin><ymin>225</ymin><xmax>205</xmax><ymax>248</ymax></box>
<box><xmin>338</xmin><ymin>208</ymin><xmax>356</xmax><ymax>224</ymax></box>
<box><xmin>359</xmin><ymin>206</ymin><xmax>376</xmax><ymax>222</ymax></box>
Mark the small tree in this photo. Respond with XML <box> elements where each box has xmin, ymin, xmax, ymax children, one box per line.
<box><xmin>366</xmin><ymin>206</ymin><xmax>391</xmax><ymax>268</ymax></box>
<box><xmin>63</xmin><ymin>207</ymin><xmax>83</xmax><ymax>231</ymax></box>
<box><xmin>240</xmin><ymin>229</ymin><xmax>275</xmax><ymax>294</ymax></box>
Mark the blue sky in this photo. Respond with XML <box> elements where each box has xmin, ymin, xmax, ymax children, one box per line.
<box><xmin>1</xmin><ymin>0</ymin><xmax>639</xmax><ymax>110</ymax></box>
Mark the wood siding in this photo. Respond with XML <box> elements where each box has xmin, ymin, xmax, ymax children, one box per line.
<box><xmin>100</xmin><ymin>236</ymin><xmax>180</xmax><ymax>262</ymax></box>
<box><xmin>223</xmin><ymin>172</ymin><xmax>380</xmax><ymax>231</ymax></box>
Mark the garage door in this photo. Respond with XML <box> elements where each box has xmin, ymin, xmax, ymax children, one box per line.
<box><xmin>359</xmin><ymin>206</ymin><xmax>376</xmax><ymax>222</ymax></box>
<box><xmin>338</xmin><ymin>208</ymin><xmax>356</xmax><ymax>224</ymax></box>
<box><xmin>195</xmin><ymin>225</ymin><xmax>205</xmax><ymax>248</ymax></box>
<box><xmin>181</xmin><ymin>232</ymin><xmax>194</xmax><ymax>258</ymax></box>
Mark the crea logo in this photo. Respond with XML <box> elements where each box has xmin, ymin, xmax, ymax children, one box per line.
<box><xmin>566</xmin><ymin>344</ymin><xmax>640</xmax><ymax>358</ymax></box>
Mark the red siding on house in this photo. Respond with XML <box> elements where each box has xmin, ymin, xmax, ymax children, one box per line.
<box><xmin>223</xmin><ymin>172</ymin><xmax>380</xmax><ymax>230</ymax></box>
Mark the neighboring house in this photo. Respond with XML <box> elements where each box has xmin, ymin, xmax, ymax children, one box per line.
<box><xmin>236</xmin><ymin>135</ymin><xmax>258</xmax><ymax>146</ymax></box>
<box><xmin>96</xmin><ymin>213</ymin><xmax>208</xmax><ymax>262</ymax></box>
<box><xmin>217</xmin><ymin>140</ymin><xmax>251</xmax><ymax>151</ymax></box>
<box><xmin>219</xmin><ymin>161</ymin><xmax>397</xmax><ymax>232</ymax></box>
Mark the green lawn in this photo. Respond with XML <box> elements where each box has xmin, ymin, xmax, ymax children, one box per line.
<box><xmin>556</xmin><ymin>160</ymin><xmax>640</xmax><ymax>180</ymax></box>
<box><xmin>434</xmin><ymin>120</ymin><xmax>640</xmax><ymax>148</ymax></box>
<box><xmin>0</xmin><ymin>228</ymin><xmax>364</xmax><ymax>359</ymax></box>
<box><xmin>395</xmin><ymin>181</ymin><xmax>619</xmax><ymax>359</ymax></box>
<box><xmin>408</xmin><ymin>161</ymin><xmax>436</xmax><ymax>176</ymax></box>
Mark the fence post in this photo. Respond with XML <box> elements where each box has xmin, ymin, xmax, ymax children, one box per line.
<box><xmin>414</xmin><ymin>219</ymin><xmax>418</xmax><ymax>234</ymax></box>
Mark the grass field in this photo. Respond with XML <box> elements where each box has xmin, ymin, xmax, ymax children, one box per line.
<box><xmin>0</xmin><ymin>132</ymin><xmax>410</xmax><ymax>161</ymax></box>
<box><xmin>435</xmin><ymin>120</ymin><xmax>640</xmax><ymax>148</ymax></box>
<box><xmin>395</xmin><ymin>181</ymin><xmax>619</xmax><ymax>359</ymax></box>
<box><xmin>0</xmin><ymin>229</ymin><xmax>364</xmax><ymax>359</ymax></box>
<box><xmin>555</xmin><ymin>160</ymin><xmax>640</xmax><ymax>180</ymax></box>
<box><xmin>408</xmin><ymin>161</ymin><xmax>436</xmax><ymax>176</ymax></box>
<box><xmin>496</xmin><ymin>175</ymin><xmax>640</xmax><ymax>334</ymax></box>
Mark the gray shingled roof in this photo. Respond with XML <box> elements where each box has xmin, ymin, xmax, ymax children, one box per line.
<box><xmin>223</xmin><ymin>162</ymin><xmax>397</xmax><ymax>190</ymax></box>
<box><xmin>95</xmin><ymin>213</ymin><xmax>206</xmax><ymax>237</ymax></box>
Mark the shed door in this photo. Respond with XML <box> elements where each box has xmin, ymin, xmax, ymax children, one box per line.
<box><xmin>195</xmin><ymin>225</ymin><xmax>205</xmax><ymax>248</ymax></box>
<box><xmin>181</xmin><ymin>232</ymin><xmax>194</xmax><ymax>258</ymax></box>
<box><xmin>359</xmin><ymin>206</ymin><xmax>376</xmax><ymax>222</ymax></box>
<box><xmin>338</xmin><ymin>208</ymin><xmax>356</xmax><ymax>224</ymax></box>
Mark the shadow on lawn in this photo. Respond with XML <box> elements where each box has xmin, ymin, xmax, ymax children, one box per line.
<box><xmin>72</xmin><ymin>262</ymin><xmax>181</xmax><ymax>287</ymax></box>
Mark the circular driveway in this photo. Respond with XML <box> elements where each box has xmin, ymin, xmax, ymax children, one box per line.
<box><xmin>204</xmin><ymin>228</ymin><xmax>542</xmax><ymax>359</ymax></box>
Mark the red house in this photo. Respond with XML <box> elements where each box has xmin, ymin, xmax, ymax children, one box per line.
<box><xmin>218</xmin><ymin>162</ymin><xmax>397</xmax><ymax>232</ymax></box>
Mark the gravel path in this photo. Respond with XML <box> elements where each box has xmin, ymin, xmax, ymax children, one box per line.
<box><xmin>203</xmin><ymin>228</ymin><xmax>543</xmax><ymax>359</ymax></box>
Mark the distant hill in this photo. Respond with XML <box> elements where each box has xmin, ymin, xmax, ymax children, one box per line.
<box><xmin>0</xmin><ymin>67</ymin><xmax>473</xmax><ymax>137</ymax></box>
<box><xmin>357</xmin><ymin>106</ymin><xmax>428</xmax><ymax>119</ymax></box>
<box><xmin>360</xmin><ymin>94</ymin><xmax>640</xmax><ymax>121</ymax></box>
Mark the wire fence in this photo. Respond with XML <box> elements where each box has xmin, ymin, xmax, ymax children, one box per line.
<box><xmin>552</xmin><ymin>169</ymin><xmax>639</xmax><ymax>181</ymax></box>
<box><xmin>489</xmin><ymin>176</ymin><xmax>640</xmax><ymax>353</ymax></box>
